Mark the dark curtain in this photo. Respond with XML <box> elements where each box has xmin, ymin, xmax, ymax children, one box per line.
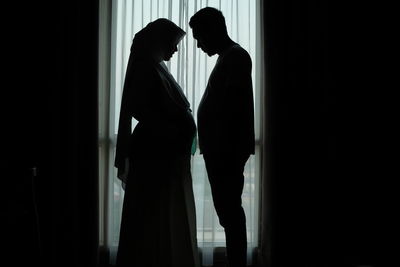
<box><xmin>260</xmin><ymin>1</ymin><xmax>387</xmax><ymax>267</ymax></box>
<box><xmin>262</xmin><ymin>0</ymin><xmax>333</xmax><ymax>266</ymax></box>
<box><xmin>4</xmin><ymin>1</ymin><xmax>99</xmax><ymax>267</ymax></box>
<box><xmin>261</xmin><ymin>0</ymin><xmax>335</xmax><ymax>264</ymax></box>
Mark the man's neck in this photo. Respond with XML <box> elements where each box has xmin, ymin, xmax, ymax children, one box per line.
<box><xmin>217</xmin><ymin>36</ymin><xmax>236</xmax><ymax>56</ymax></box>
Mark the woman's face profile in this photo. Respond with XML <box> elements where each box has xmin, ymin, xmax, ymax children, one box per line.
<box><xmin>162</xmin><ymin>42</ymin><xmax>179</xmax><ymax>61</ymax></box>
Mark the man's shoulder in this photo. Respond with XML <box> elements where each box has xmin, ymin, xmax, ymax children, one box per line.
<box><xmin>224</xmin><ymin>44</ymin><xmax>252</xmax><ymax>65</ymax></box>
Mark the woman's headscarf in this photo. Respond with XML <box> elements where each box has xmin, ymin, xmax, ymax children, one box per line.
<box><xmin>130</xmin><ymin>18</ymin><xmax>186</xmax><ymax>59</ymax></box>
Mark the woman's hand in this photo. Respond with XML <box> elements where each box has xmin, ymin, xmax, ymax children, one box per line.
<box><xmin>117</xmin><ymin>158</ymin><xmax>130</xmax><ymax>181</ymax></box>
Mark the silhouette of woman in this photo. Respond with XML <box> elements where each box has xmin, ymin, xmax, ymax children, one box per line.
<box><xmin>114</xmin><ymin>19</ymin><xmax>199</xmax><ymax>267</ymax></box>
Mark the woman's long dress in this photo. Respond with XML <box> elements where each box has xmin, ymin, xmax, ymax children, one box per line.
<box><xmin>115</xmin><ymin>58</ymin><xmax>200</xmax><ymax>267</ymax></box>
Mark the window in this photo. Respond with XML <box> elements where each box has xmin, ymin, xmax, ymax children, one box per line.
<box><xmin>98</xmin><ymin>0</ymin><xmax>263</xmax><ymax>265</ymax></box>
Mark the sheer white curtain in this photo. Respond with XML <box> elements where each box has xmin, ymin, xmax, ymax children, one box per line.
<box><xmin>98</xmin><ymin>0</ymin><xmax>263</xmax><ymax>265</ymax></box>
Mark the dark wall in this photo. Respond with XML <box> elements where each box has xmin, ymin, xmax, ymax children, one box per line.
<box><xmin>4</xmin><ymin>1</ymin><xmax>99</xmax><ymax>267</ymax></box>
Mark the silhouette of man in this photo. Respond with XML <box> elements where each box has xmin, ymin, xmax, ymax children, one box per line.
<box><xmin>190</xmin><ymin>7</ymin><xmax>255</xmax><ymax>267</ymax></box>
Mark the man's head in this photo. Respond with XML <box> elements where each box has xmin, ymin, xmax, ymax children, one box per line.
<box><xmin>189</xmin><ymin>7</ymin><xmax>228</xmax><ymax>56</ymax></box>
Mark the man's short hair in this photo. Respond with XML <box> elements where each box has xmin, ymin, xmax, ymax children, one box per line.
<box><xmin>189</xmin><ymin>7</ymin><xmax>227</xmax><ymax>35</ymax></box>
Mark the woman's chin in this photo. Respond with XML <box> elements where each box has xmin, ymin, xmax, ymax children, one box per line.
<box><xmin>164</xmin><ymin>55</ymin><xmax>173</xmax><ymax>61</ymax></box>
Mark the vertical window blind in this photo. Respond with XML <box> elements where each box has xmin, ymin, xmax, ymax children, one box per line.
<box><xmin>98</xmin><ymin>0</ymin><xmax>263</xmax><ymax>265</ymax></box>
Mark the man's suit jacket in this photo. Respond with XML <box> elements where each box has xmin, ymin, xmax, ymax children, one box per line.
<box><xmin>197</xmin><ymin>44</ymin><xmax>255</xmax><ymax>158</ymax></box>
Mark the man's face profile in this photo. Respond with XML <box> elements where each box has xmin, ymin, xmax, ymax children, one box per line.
<box><xmin>192</xmin><ymin>27</ymin><xmax>216</xmax><ymax>56</ymax></box>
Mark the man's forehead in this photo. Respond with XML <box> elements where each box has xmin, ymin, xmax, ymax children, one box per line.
<box><xmin>191</xmin><ymin>27</ymin><xmax>205</xmax><ymax>39</ymax></box>
<box><xmin>191</xmin><ymin>27</ymin><xmax>199</xmax><ymax>38</ymax></box>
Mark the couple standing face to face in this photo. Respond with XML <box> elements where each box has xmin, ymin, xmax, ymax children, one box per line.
<box><xmin>119</xmin><ymin>8</ymin><xmax>252</xmax><ymax>267</ymax></box>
